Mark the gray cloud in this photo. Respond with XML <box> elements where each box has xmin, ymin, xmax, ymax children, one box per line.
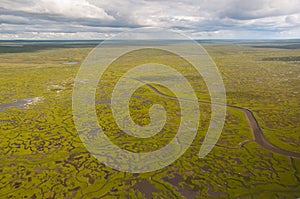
<box><xmin>0</xmin><ymin>0</ymin><xmax>300</xmax><ymax>39</ymax></box>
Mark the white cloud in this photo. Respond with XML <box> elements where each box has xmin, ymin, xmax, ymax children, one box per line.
<box><xmin>285</xmin><ymin>14</ymin><xmax>300</xmax><ymax>25</ymax></box>
<box><xmin>1</xmin><ymin>0</ymin><xmax>114</xmax><ymax>20</ymax></box>
<box><xmin>0</xmin><ymin>0</ymin><xmax>300</xmax><ymax>39</ymax></box>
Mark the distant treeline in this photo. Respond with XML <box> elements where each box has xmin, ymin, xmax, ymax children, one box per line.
<box><xmin>262</xmin><ymin>56</ymin><xmax>300</xmax><ymax>62</ymax></box>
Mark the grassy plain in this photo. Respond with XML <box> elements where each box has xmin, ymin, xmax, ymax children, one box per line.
<box><xmin>0</xmin><ymin>40</ymin><xmax>299</xmax><ymax>198</ymax></box>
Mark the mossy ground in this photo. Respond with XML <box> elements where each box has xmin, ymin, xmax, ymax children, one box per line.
<box><xmin>0</xmin><ymin>41</ymin><xmax>299</xmax><ymax>198</ymax></box>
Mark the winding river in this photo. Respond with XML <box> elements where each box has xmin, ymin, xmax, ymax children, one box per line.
<box><xmin>139</xmin><ymin>80</ymin><xmax>300</xmax><ymax>159</ymax></box>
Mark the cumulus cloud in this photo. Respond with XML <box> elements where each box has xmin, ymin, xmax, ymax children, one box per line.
<box><xmin>0</xmin><ymin>0</ymin><xmax>300</xmax><ymax>39</ymax></box>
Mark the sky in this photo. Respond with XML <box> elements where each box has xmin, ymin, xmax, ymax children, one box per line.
<box><xmin>0</xmin><ymin>0</ymin><xmax>300</xmax><ymax>40</ymax></box>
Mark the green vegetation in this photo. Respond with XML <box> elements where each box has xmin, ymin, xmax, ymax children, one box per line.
<box><xmin>0</xmin><ymin>41</ymin><xmax>299</xmax><ymax>198</ymax></box>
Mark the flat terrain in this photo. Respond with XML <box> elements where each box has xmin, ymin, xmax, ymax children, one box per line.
<box><xmin>0</xmin><ymin>40</ymin><xmax>299</xmax><ymax>198</ymax></box>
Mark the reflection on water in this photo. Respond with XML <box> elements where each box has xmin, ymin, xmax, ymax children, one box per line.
<box><xmin>0</xmin><ymin>97</ymin><xmax>42</xmax><ymax>112</ymax></box>
<box><xmin>63</xmin><ymin>62</ymin><xmax>80</xmax><ymax>65</ymax></box>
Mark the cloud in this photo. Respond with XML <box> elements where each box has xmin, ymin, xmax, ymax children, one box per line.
<box><xmin>0</xmin><ymin>0</ymin><xmax>300</xmax><ymax>39</ymax></box>
<box><xmin>0</xmin><ymin>15</ymin><xmax>30</xmax><ymax>25</ymax></box>
<box><xmin>1</xmin><ymin>0</ymin><xmax>114</xmax><ymax>20</ymax></box>
<box><xmin>219</xmin><ymin>0</ymin><xmax>300</xmax><ymax>20</ymax></box>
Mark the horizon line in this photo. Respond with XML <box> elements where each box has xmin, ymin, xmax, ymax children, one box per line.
<box><xmin>0</xmin><ymin>38</ymin><xmax>300</xmax><ymax>42</ymax></box>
